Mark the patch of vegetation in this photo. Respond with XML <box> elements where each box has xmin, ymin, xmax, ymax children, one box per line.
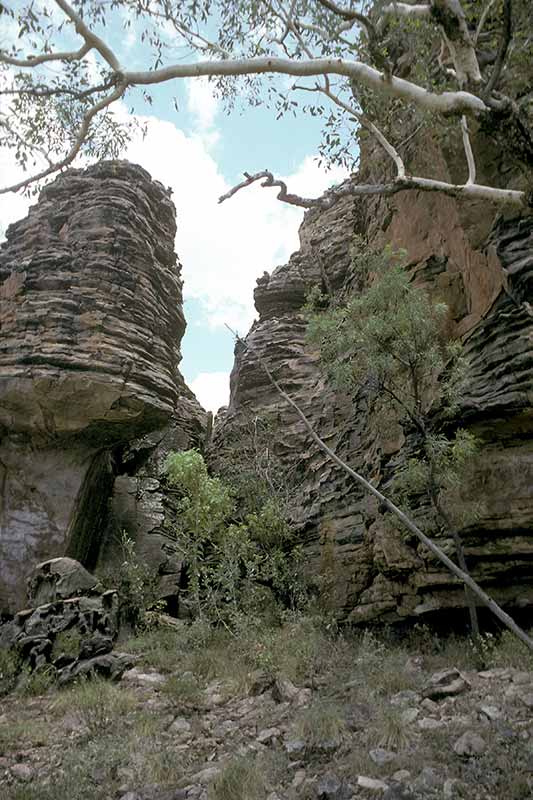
<box><xmin>52</xmin><ymin>676</ymin><xmax>137</xmax><ymax>735</ymax></box>
<box><xmin>295</xmin><ymin>700</ymin><xmax>348</xmax><ymax>753</ymax></box>
<box><xmin>161</xmin><ymin>670</ymin><xmax>203</xmax><ymax>708</ymax></box>
<box><xmin>208</xmin><ymin>756</ymin><xmax>268</xmax><ymax>800</ymax></box>
<box><xmin>51</xmin><ymin>628</ymin><xmax>82</xmax><ymax>661</ymax></box>
<box><xmin>306</xmin><ymin>240</ymin><xmax>481</xmax><ymax>638</ymax></box>
<box><xmin>100</xmin><ymin>531</ymin><xmax>160</xmax><ymax>631</ymax></box>
<box><xmin>121</xmin><ymin>625</ymin><xmax>187</xmax><ymax>673</ymax></box>
<box><xmin>16</xmin><ymin>663</ymin><xmax>57</xmax><ymax>697</ymax></box>
<box><xmin>0</xmin><ymin>647</ymin><xmax>21</xmax><ymax>696</ymax></box>
<box><xmin>164</xmin><ymin>449</ymin><xmax>306</xmax><ymax>626</ymax></box>
<box><xmin>0</xmin><ymin>718</ymin><xmax>52</xmax><ymax>755</ymax></box>
<box><xmin>487</xmin><ymin>630</ymin><xmax>533</xmax><ymax>671</ymax></box>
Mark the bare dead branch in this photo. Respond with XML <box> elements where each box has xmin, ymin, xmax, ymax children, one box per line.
<box><xmin>218</xmin><ymin>169</ymin><xmax>527</xmax><ymax>210</ymax></box>
<box><xmin>225</xmin><ymin>326</ymin><xmax>533</xmax><ymax>651</ymax></box>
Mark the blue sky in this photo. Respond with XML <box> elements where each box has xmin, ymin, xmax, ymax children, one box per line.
<box><xmin>0</xmin><ymin>4</ymin><xmax>349</xmax><ymax>411</ymax></box>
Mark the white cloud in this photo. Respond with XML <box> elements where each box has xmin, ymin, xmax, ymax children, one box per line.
<box><xmin>190</xmin><ymin>371</ymin><xmax>230</xmax><ymax>413</ymax></box>
<box><xmin>186</xmin><ymin>77</ymin><xmax>219</xmax><ymax>132</ymax></box>
<box><xmin>122</xmin><ymin>113</ymin><xmax>347</xmax><ymax>334</ymax></box>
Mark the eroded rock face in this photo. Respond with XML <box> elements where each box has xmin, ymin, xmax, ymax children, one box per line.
<box><xmin>0</xmin><ymin>161</ymin><xmax>205</xmax><ymax>612</ymax></box>
<box><xmin>212</xmin><ymin>153</ymin><xmax>533</xmax><ymax>624</ymax></box>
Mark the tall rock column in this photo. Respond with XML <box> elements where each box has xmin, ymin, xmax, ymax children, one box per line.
<box><xmin>0</xmin><ymin>161</ymin><xmax>200</xmax><ymax>612</ymax></box>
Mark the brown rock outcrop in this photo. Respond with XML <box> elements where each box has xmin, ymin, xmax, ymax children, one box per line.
<box><xmin>0</xmin><ymin>161</ymin><xmax>205</xmax><ymax>613</ymax></box>
<box><xmin>212</xmin><ymin>150</ymin><xmax>533</xmax><ymax>624</ymax></box>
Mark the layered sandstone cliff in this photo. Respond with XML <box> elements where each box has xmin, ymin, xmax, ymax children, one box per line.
<box><xmin>0</xmin><ymin>161</ymin><xmax>205</xmax><ymax>612</ymax></box>
<box><xmin>212</xmin><ymin>143</ymin><xmax>533</xmax><ymax>625</ymax></box>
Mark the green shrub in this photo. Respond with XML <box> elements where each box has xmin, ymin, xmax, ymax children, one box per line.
<box><xmin>0</xmin><ymin>648</ymin><xmax>21</xmax><ymax>696</ymax></box>
<box><xmin>17</xmin><ymin>663</ymin><xmax>57</xmax><ymax>696</ymax></box>
<box><xmin>53</xmin><ymin>677</ymin><xmax>137</xmax><ymax>735</ymax></box>
<box><xmin>208</xmin><ymin>756</ymin><xmax>267</xmax><ymax>800</ymax></box>
<box><xmin>164</xmin><ymin>449</ymin><xmax>306</xmax><ymax>625</ymax></box>
<box><xmin>52</xmin><ymin>629</ymin><xmax>82</xmax><ymax>661</ymax></box>
<box><xmin>101</xmin><ymin>531</ymin><xmax>160</xmax><ymax>631</ymax></box>
<box><xmin>295</xmin><ymin>701</ymin><xmax>348</xmax><ymax>752</ymax></box>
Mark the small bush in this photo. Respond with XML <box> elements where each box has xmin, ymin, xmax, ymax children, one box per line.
<box><xmin>370</xmin><ymin>705</ymin><xmax>411</xmax><ymax>751</ymax></box>
<box><xmin>121</xmin><ymin>625</ymin><xmax>186</xmax><ymax>673</ymax></box>
<box><xmin>0</xmin><ymin>648</ymin><xmax>21</xmax><ymax>695</ymax></box>
<box><xmin>17</xmin><ymin>663</ymin><xmax>57</xmax><ymax>697</ymax></box>
<box><xmin>208</xmin><ymin>756</ymin><xmax>267</xmax><ymax>800</ymax></box>
<box><xmin>52</xmin><ymin>629</ymin><xmax>82</xmax><ymax>661</ymax></box>
<box><xmin>101</xmin><ymin>532</ymin><xmax>160</xmax><ymax>632</ymax></box>
<box><xmin>295</xmin><ymin>701</ymin><xmax>348</xmax><ymax>752</ymax></box>
<box><xmin>161</xmin><ymin>671</ymin><xmax>202</xmax><ymax>708</ymax></box>
<box><xmin>489</xmin><ymin>630</ymin><xmax>533</xmax><ymax>671</ymax></box>
<box><xmin>53</xmin><ymin>677</ymin><xmax>137</xmax><ymax>735</ymax></box>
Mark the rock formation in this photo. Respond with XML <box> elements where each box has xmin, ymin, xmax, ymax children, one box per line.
<box><xmin>0</xmin><ymin>161</ymin><xmax>205</xmax><ymax>614</ymax></box>
<box><xmin>0</xmin><ymin>557</ymin><xmax>135</xmax><ymax>685</ymax></box>
<box><xmin>212</xmin><ymin>136</ymin><xmax>533</xmax><ymax>625</ymax></box>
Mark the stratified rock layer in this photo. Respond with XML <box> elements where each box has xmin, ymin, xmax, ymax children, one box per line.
<box><xmin>0</xmin><ymin>161</ymin><xmax>204</xmax><ymax>612</ymax></box>
<box><xmin>213</xmin><ymin>156</ymin><xmax>533</xmax><ymax>624</ymax></box>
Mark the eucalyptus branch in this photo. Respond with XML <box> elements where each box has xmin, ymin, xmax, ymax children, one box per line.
<box><xmin>218</xmin><ymin>169</ymin><xmax>527</xmax><ymax>210</ymax></box>
<box><xmin>0</xmin><ymin>42</ymin><xmax>91</xmax><ymax>68</ymax></box>
<box><xmin>0</xmin><ymin>78</ymin><xmax>118</xmax><ymax>100</ymax></box>
<box><xmin>430</xmin><ymin>0</ymin><xmax>482</xmax><ymax>86</ymax></box>
<box><xmin>319</xmin><ymin>83</ymin><xmax>406</xmax><ymax>178</ymax></box>
<box><xmin>316</xmin><ymin>0</ymin><xmax>393</xmax><ymax>74</ymax></box>
<box><xmin>380</xmin><ymin>1</ymin><xmax>481</xmax><ymax>86</ymax></box>
<box><xmin>54</xmin><ymin>0</ymin><xmax>121</xmax><ymax>71</ymax></box>
<box><xmin>0</xmin><ymin>115</ymin><xmax>53</xmax><ymax>166</ymax></box>
<box><xmin>0</xmin><ymin>82</ymin><xmax>126</xmax><ymax>195</ymax></box>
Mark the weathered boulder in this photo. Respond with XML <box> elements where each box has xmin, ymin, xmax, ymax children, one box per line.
<box><xmin>0</xmin><ymin>161</ymin><xmax>206</xmax><ymax>613</ymax></box>
<box><xmin>0</xmin><ymin>557</ymin><xmax>137</xmax><ymax>684</ymax></box>
<box><xmin>211</xmin><ymin>135</ymin><xmax>533</xmax><ymax>624</ymax></box>
<box><xmin>27</xmin><ymin>557</ymin><xmax>101</xmax><ymax>607</ymax></box>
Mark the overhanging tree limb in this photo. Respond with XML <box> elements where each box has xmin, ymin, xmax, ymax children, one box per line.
<box><xmin>226</xmin><ymin>326</ymin><xmax>533</xmax><ymax>651</ymax></box>
<box><xmin>219</xmin><ymin>169</ymin><xmax>527</xmax><ymax>209</ymax></box>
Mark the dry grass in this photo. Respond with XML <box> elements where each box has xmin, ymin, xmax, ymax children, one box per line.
<box><xmin>295</xmin><ymin>700</ymin><xmax>348</xmax><ymax>753</ymax></box>
<box><xmin>208</xmin><ymin>756</ymin><xmax>268</xmax><ymax>800</ymax></box>
<box><xmin>51</xmin><ymin>676</ymin><xmax>137</xmax><ymax>734</ymax></box>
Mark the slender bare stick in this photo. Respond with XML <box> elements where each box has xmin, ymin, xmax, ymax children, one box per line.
<box><xmin>225</xmin><ymin>326</ymin><xmax>533</xmax><ymax>650</ymax></box>
<box><xmin>461</xmin><ymin>115</ymin><xmax>477</xmax><ymax>184</ymax></box>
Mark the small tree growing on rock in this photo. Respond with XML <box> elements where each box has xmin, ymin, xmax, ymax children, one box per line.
<box><xmin>163</xmin><ymin>449</ymin><xmax>305</xmax><ymax>624</ymax></box>
<box><xmin>306</xmin><ymin>240</ymin><xmax>481</xmax><ymax>638</ymax></box>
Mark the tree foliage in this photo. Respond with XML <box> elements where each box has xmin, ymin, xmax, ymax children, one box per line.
<box><xmin>1</xmin><ymin>1</ymin><xmax>531</xmax><ymax>207</ymax></box>
<box><xmin>306</xmin><ymin>240</ymin><xmax>481</xmax><ymax>634</ymax></box>
<box><xmin>163</xmin><ymin>449</ymin><xmax>305</xmax><ymax>623</ymax></box>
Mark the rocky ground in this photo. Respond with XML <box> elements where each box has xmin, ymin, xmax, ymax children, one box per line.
<box><xmin>1</xmin><ymin>617</ymin><xmax>533</xmax><ymax>800</ymax></box>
